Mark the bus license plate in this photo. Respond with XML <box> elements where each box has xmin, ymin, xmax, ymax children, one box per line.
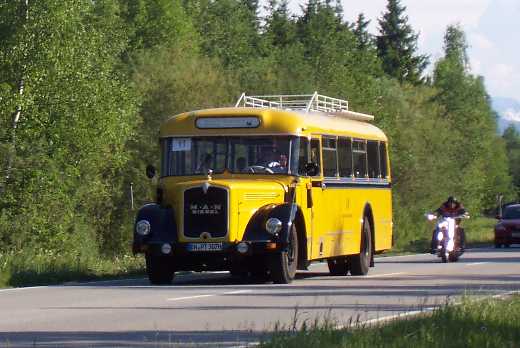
<box><xmin>187</xmin><ymin>243</ymin><xmax>223</xmax><ymax>252</ymax></box>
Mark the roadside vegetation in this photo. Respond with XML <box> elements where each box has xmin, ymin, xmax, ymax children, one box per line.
<box><xmin>1</xmin><ymin>0</ymin><xmax>518</xmax><ymax>287</ymax></box>
<box><xmin>0</xmin><ymin>250</ymin><xmax>144</xmax><ymax>287</ymax></box>
<box><xmin>261</xmin><ymin>295</ymin><xmax>520</xmax><ymax>347</ymax></box>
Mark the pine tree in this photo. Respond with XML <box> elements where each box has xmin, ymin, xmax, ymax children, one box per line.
<box><xmin>376</xmin><ymin>0</ymin><xmax>428</xmax><ymax>84</ymax></box>
<box><xmin>264</xmin><ymin>0</ymin><xmax>296</xmax><ymax>48</ymax></box>
<box><xmin>353</xmin><ymin>13</ymin><xmax>371</xmax><ymax>50</ymax></box>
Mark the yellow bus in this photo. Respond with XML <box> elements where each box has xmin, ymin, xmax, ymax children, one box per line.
<box><xmin>133</xmin><ymin>93</ymin><xmax>392</xmax><ymax>284</ymax></box>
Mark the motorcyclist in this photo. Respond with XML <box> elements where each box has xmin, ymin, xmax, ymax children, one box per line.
<box><xmin>430</xmin><ymin>196</ymin><xmax>467</xmax><ymax>254</ymax></box>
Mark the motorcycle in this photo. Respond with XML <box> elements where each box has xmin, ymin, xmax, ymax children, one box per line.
<box><xmin>426</xmin><ymin>213</ymin><xmax>469</xmax><ymax>263</ymax></box>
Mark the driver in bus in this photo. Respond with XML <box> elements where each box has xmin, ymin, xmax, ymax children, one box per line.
<box><xmin>258</xmin><ymin>147</ymin><xmax>287</xmax><ymax>172</ymax></box>
<box><xmin>196</xmin><ymin>153</ymin><xmax>213</xmax><ymax>174</ymax></box>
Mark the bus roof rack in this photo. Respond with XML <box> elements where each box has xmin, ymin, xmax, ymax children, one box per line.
<box><xmin>235</xmin><ymin>91</ymin><xmax>374</xmax><ymax>122</ymax></box>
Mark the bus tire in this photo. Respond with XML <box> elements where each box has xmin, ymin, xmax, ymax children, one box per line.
<box><xmin>349</xmin><ymin>218</ymin><xmax>372</xmax><ymax>276</ymax></box>
<box><xmin>327</xmin><ymin>257</ymin><xmax>349</xmax><ymax>276</ymax></box>
<box><xmin>268</xmin><ymin>224</ymin><xmax>298</xmax><ymax>284</ymax></box>
<box><xmin>146</xmin><ymin>254</ymin><xmax>175</xmax><ymax>285</ymax></box>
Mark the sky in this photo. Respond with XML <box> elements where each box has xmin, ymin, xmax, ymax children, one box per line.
<box><xmin>280</xmin><ymin>0</ymin><xmax>520</xmax><ymax>103</ymax></box>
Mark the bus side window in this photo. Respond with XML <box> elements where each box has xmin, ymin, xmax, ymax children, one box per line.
<box><xmin>367</xmin><ymin>140</ymin><xmax>380</xmax><ymax>179</ymax></box>
<box><xmin>338</xmin><ymin>137</ymin><xmax>353</xmax><ymax>177</ymax></box>
<box><xmin>379</xmin><ymin>142</ymin><xmax>388</xmax><ymax>179</ymax></box>
<box><xmin>322</xmin><ymin>136</ymin><xmax>337</xmax><ymax>177</ymax></box>
<box><xmin>310</xmin><ymin>138</ymin><xmax>321</xmax><ymax>176</ymax></box>
<box><xmin>353</xmin><ymin>139</ymin><xmax>367</xmax><ymax>178</ymax></box>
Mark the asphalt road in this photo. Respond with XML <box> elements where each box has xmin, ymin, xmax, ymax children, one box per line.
<box><xmin>1</xmin><ymin>247</ymin><xmax>519</xmax><ymax>347</ymax></box>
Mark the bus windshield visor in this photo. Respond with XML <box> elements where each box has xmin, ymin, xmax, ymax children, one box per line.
<box><xmin>161</xmin><ymin>136</ymin><xmax>303</xmax><ymax>176</ymax></box>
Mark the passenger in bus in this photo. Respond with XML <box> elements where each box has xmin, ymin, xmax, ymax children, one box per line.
<box><xmin>197</xmin><ymin>153</ymin><xmax>213</xmax><ymax>173</ymax></box>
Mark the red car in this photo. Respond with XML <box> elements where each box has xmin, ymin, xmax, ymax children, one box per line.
<box><xmin>495</xmin><ymin>204</ymin><xmax>520</xmax><ymax>248</ymax></box>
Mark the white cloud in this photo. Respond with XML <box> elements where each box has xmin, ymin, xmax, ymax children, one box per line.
<box><xmin>502</xmin><ymin>109</ymin><xmax>520</xmax><ymax>123</ymax></box>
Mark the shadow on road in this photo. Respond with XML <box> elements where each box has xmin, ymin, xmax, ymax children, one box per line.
<box><xmin>0</xmin><ymin>330</ymin><xmax>265</xmax><ymax>348</ymax></box>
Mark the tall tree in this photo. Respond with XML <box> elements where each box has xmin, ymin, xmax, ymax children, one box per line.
<box><xmin>376</xmin><ymin>0</ymin><xmax>428</xmax><ymax>84</ymax></box>
<box><xmin>118</xmin><ymin>0</ymin><xmax>198</xmax><ymax>55</ymax></box>
<box><xmin>353</xmin><ymin>13</ymin><xmax>371</xmax><ymax>50</ymax></box>
<box><xmin>263</xmin><ymin>0</ymin><xmax>296</xmax><ymax>48</ymax></box>
<box><xmin>433</xmin><ymin>25</ymin><xmax>510</xmax><ymax>211</ymax></box>
<box><xmin>0</xmin><ymin>0</ymin><xmax>137</xmax><ymax>252</ymax></box>
<box><xmin>193</xmin><ymin>0</ymin><xmax>259</xmax><ymax>68</ymax></box>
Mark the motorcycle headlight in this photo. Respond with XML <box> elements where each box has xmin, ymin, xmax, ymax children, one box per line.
<box><xmin>136</xmin><ymin>220</ymin><xmax>151</xmax><ymax>236</ymax></box>
<box><xmin>265</xmin><ymin>218</ymin><xmax>282</xmax><ymax>235</ymax></box>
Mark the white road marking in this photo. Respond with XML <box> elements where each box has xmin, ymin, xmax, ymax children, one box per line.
<box><xmin>364</xmin><ymin>272</ymin><xmax>405</xmax><ymax>278</ymax></box>
<box><xmin>376</xmin><ymin>253</ymin><xmax>430</xmax><ymax>260</ymax></box>
<box><xmin>465</xmin><ymin>262</ymin><xmax>489</xmax><ymax>266</ymax></box>
<box><xmin>166</xmin><ymin>289</ymin><xmax>251</xmax><ymax>302</ymax></box>
<box><xmin>0</xmin><ymin>286</ymin><xmax>47</xmax><ymax>293</ymax></box>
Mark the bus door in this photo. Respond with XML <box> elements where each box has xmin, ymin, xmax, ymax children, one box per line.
<box><xmin>308</xmin><ymin>137</ymin><xmax>325</xmax><ymax>259</ymax></box>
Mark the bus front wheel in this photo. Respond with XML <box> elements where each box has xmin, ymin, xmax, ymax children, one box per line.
<box><xmin>349</xmin><ymin>218</ymin><xmax>372</xmax><ymax>276</ymax></box>
<box><xmin>146</xmin><ymin>254</ymin><xmax>175</xmax><ymax>285</ymax></box>
<box><xmin>268</xmin><ymin>225</ymin><xmax>298</xmax><ymax>284</ymax></box>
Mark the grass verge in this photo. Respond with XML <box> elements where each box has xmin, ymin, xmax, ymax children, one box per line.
<box><xmin>385</xmin><ymin>216</ymin><xmax>496</xmax><ymax>256</ymax></box>
<box><xmin>261</xmin><ymin>295</ymin><xmax>520</xmax><ymax>348</ymax></box>
<box><xmin>0</xmin><ymin>250</ymin><xmax>144</xmax><ymax>288</ymax></box>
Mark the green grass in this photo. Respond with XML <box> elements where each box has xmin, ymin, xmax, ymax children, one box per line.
<box><xmin>261</xmin><ymin>295</ymin><xmax>520</xmax><ymax>348</ymax></box>
<box><xmin>0</xmin><ymin>250</ymin><xmax>145</xmax><ymax>288</ymax></box>
<box><xmin>464</xmin><ymin>216</ymin><xmax>496</xmax><ymax>246</ymax></box>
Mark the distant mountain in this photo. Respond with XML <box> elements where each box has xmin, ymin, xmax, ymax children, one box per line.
<box><xmin>492</xmin><ymin>97</ymin><xmax>520</xmax><ymax>133</ymax></box>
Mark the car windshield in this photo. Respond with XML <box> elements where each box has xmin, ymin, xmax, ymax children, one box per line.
<box><xmin>503</xmin><ymin>206</ymin><xmax>520</xmax><ymax>219</ymax></box>
<box><xmin>161</xmin><ymin>136</ymin><xmax>308</xmax><ymax>176</ymax></box>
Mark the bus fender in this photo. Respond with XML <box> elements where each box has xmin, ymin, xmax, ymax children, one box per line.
<box><xmin>133</xmin><ymin>203</ymin><xmax>177</xmax><ymax>254</ymax></box>
<box><xmin>242</xmin><ymin>203</ymin><xmax>298</xmax><ymax>247</ymax></box>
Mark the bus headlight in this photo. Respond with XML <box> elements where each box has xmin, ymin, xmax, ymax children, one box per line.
<box><xmin>237</xmin><ymin>242</ymin><xmax>249</xmax><ymax>254</ymax></box>
<box><xmin>136</xmin><ymin>220</ymin><xmax>151</xmax><ymax>236</ymax></box>
<box><xmin>266</xmin><ymin>218</ymin><xmax>282</xmax><ymax>235</ymax></box>
<box><xmin>161</xmin><ymin>243</ymin><xmax>172</xmax><ymax>255</ymax></box>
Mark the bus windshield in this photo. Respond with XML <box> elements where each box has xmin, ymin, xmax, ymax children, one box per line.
<box><xmin>161</xmin><ymin>136</ymin><xmax>307</xmax><ymax>176</ymax></box>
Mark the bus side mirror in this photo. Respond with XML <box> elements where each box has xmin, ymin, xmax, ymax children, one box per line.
<box><xmin>304</xmin><ymin>162</ymin><xmax>319</xmax><ymax>177</ymax></box>
<box><xmin>146</xmin><ymin>164</ymin><xmax>156</xmax><ymax>179</ymax></box>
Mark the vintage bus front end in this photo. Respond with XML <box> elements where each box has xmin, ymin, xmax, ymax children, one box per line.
<box><xmin>133</xmin><ymin>110</ymin><xmax>307</xmax><ymax>284</ymax></box>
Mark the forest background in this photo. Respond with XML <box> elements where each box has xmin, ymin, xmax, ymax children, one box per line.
<box><xmin>1</xmin><ymin>0</ymin><xmax>519</xmax><ymax>285</ymax></box>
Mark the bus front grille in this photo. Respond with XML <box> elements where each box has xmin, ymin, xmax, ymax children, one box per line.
<box><xmin>183</xmin><ymin>186</ymin><xmax>228</xmax><ymax>239</ymax></box>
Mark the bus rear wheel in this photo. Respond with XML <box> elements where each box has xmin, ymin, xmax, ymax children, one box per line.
<box><xmin>349</xmin><ymin>218</ymin><xmax>372</xmax><ymax>276</ymax></box>
<box><xmin>327</xmin><ymin>257</ymin><xmax>349</xmax><ymax>276</ymax></box>
<box><xmin>146</xmin><ymin>254</ymin><xmax>175</xmax><ymax>285</ymax></box>
<box><xmin>268</xmin><ymin>224</ymin><xmax>298</xmax><ymax>284</ymax></box>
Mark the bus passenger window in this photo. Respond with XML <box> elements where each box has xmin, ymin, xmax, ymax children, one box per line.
<box><xmin>367</xmin><ymin>141</ymin><xmax>380</xmax><ymax>179</ymax></box>
<box><xmin>338</xmin><ymin>137</ymin><xmax>353</xmax><ymax>177</ymax></box>
<box><xmin>310</xmin><ymin>139</ymin><xmax>321</xmax><ymax>176</ymax></box>
<box><xmin>380</xmin><ymin>142</ymin><xmax>388</xmax><ymax>179</ymax></box>
<box><xmin>322</xmin><ymin>137</ymin><xmax>337</xmax><ymax>177</ymax></box>
<box><xmin>353</xmin><ymin>140</ymin><xmax>367</xmax><ymax>178</ymax></box>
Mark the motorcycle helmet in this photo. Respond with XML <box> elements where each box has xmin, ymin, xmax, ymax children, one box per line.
<box><xmin>447</xmin><ymin>196</ymin><xmax>458</xmax><ymax>205</ymax></box>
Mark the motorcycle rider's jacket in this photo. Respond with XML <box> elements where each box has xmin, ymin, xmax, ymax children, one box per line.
<box><xmin>435</xmin><ymin>201</ymin><xmax>466</xmax><ymax>218</ymax></box>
